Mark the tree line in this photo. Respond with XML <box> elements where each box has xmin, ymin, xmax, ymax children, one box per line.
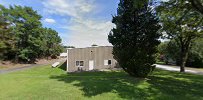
<box><xmin>157</xmin><ymin>38</ymin><xmax>203</xmax><ymax>68</ymax></box>
<box><xmin>109</xmin><ymin>0</ymin><xmax>203</xmax><ymax>77</ymax></box>
<box><xmin>157</xmin><ymin>0</ymin><xmax>203</xmax><ymax>72</ymax></box>
<box><xmin>0</xmin><ymin>5</ymin><xmax>63</xmax><ymax>63</ymax></box>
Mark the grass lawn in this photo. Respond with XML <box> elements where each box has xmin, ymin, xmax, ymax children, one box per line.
<box><xmin>0</xmin><ymin>65</ymin><xmax>203</xmax><ymax>100</ymax></box>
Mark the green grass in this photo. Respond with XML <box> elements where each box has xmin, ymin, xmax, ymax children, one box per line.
<box><xmin>0</xmin><ymin>65</ymin><xmax>203</xmax><ymax>100</ymax></box>
<box><xmin>156</xmin><ymin>61</ymin><xmax>166</xmax><ymax>65</ymax></box>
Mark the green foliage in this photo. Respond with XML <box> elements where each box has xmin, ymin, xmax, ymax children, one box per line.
<box><xmin>64</xmin><ymin>46</ymin><xmax>75</xmax><ymax>48</ymax></box>
<box><xmin>157</xmin><ymin>0</ymin><xmax>203</xmax><ymax>72</ymax></box>
<box><xmin>157</xmin><ymin>40</ymin><xmax>180</xmax><ymax>64</ymax></box>
<box><xmin>189</xmin><ymin>0</ymin><xmax>203</xmax><ymax>14</ymax></box>
<box><xmin>0</xmin><ymin>5</ymin><xmax>63</xmax><ymax>62</ymax></box>
<box><xmin>0</xmin><ymin>14</ymin><xmax>16</xmax><ymax>60</ymax></box>
<box><xmin>186</xmin><ymin>38</ymin><xmax>203</xmax><ymax>67</ymax></box>
<box><xmin>62</xmin><ymin>46</ymin><xmax>75</xmax><ymax>52</ymax></box>
<box><xmin>108</xmin><ymin>0</ymin><xmax>161</xmax><ymax>77</ymax></box>
<box><xmin>91</xmin><ymin>44</ymin><xmax>98</xmax><ymax>47</ymax></box>
<box><xmin>158</xmin><ymin>39</ymin><xmax>203</xmax><ymax>68</ymax></box>
<box><xmin>18</xmin><ymin>49</ymin><xmax>36</xmax><ymax>63</ymax></box>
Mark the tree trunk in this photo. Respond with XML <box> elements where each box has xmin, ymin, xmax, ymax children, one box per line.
<box><xmin>180</xmin><ymin>51</ymin><xmax>186</xmax><ymax>72</ymax></box>
<box><xmin>180</xmin><ymin>44</ymin><xmax>189</xmax><ymax>72</ymax></box>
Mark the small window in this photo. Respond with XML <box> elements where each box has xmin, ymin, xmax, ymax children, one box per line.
<box><xmin>80</xmin><ymin>61</ymin><xmax>84</xmax><ymax>66</ymax></box>
<box><xmin>76</xmin><ymin>61</ymin><xmax>80</xmax><ymax>66</ymax></box>
<box><xmin>104</xmin><ymin>60</ymin><xmax>112</xmax><ymax>65</ymax></box>
<box><xmin>76</xmin><ymin>61</ymin><xmax>84</xmax><ymax>67</ymax></box>
<box><xmin>108</xmin><ymin>60</ymin><xmax>112</xmax><ymax>65</ymax></box>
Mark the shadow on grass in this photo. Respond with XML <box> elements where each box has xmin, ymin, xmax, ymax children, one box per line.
<box><xmin>50</xmin><ymin>69</ymin><xmax>203</xmax><ymax>100</ymax></box>
<box><xmin>58</xmin><ymin>61</ymin><xmax>67</xmax><ymax>71</ymax></box>
<box><xmin>148</xmin><ymin>70</ymin><xmax>203</xmax><ymax>99</ymax></box>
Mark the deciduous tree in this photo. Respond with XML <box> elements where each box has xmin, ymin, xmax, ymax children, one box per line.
<box><xmin>0</xmin><ymin>5</ymin><xmax>63</xmax><ymax>63</ymax></box>
<box><xmin>157</xmin><ymin>0</ymin><xmax>203</xmax><ymax>72</ymax></box>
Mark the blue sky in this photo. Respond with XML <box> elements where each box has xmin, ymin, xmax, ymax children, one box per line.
<box><xmin>0</xmin><ymin>0</ymin><xmax>119</xmax><ymax>47</ymax></box>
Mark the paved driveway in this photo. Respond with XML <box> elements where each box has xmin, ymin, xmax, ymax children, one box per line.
<box><xmin>155</xmin><ymin>64</ymin><xmax>203</xmax><ymax>75</ymax></box>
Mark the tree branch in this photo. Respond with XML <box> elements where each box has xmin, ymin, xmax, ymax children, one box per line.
<box><xmin>189</xmin><ymin>0</ymin><xmax>203</xmax><ymax>14</ymax></box>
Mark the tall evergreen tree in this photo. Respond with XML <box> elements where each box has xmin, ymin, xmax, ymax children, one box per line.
<box><xmin>108</xmin><ymin>0</ymin><xmax>161</xmax><ymax>77</ymax></box>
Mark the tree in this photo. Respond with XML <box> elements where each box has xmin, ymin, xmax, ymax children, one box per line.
<box><xmin>43</xmin><ymin>28</ymin><xmax>63</xmax><ymax>58</ymax></box>
<box><xmin>0</xmin><ymin>17</ymin><xmax>10</xmax><ymax>59</ymax></box>
<box><xmin>157</xmin><ymin>39</ymin><xmax>203</xmax><ymax>68</ymax></box>
<box><xmin>158</xmin><ymin>40</ymin><xmax>185</xmax><ymax>65</ymax></box>
<box><xmin>0</xmin><ymin>7</ymin><xmax>17</xmax><ymax>60</ymax></box>
<box><xmin>108</xmin><ymin>0</ymin><xmax>161</xmax><ymax>77</ymax></box>
<box><xmin>157</xmin><ymin>41</ymin><xmax>177</xmax><ymax>64</ymax></box>
<box><xmin>1</xmin><ymin>5</ymin><xmax>43</xmax><ymax>62</ymax></box>
<box><xmin>0</xmin><ymin>5</ymin><xmax>63</xmax><ymax>63</ymax></box>
<box><xmin>157</xmin><ymin>0</ymin><xmax>203</xmax><ymax>72</ymax></box>
<box><xmin>91</xmin><ymin>44</ymin><xmax>98</xmax><ymax>47</ymax></box>
<box><xmin>65</xmin><ymin>46</ymin><xmax>75</xmax><ymax>48</ymax></box>
<box><xmin>188</xmin><ymin>38</ymin><xmax>203</xmax><ymax>67</ymax></box>
<box><xmin>189</xmin><ymin>0</ymin><xmax>203</xmax><ymax>14</ymax></box>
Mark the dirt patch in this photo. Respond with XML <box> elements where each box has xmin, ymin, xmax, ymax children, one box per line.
<box><xmin>0</xmin><ymin>58</ymin><xmax>66</xmax><ymax>70</ymax></box>
<box><xmin>0</xmin><ymin>61</ymin><xmax>32</xmax><ymax>70</ymax></box>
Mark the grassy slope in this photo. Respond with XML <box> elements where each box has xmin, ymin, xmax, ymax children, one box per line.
<box><xmin>0</xmin><ymin>65</ymin><xmax>203</xmax><ymax>100</ymax></box>
<box><xmin>0</xmin><ymin>66</ymin><xmax>7</xmax><ymax>69</ymax></box>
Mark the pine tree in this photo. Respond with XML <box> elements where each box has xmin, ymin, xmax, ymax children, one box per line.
<box><xmin>108</xmin><ymin>0</ymin><xmax>161</xmax><ymax>77</ymax></box>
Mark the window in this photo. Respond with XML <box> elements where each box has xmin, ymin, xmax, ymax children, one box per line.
<box><xmin>76</xmin><ymin>61</ymin><xmax>84</xmax><ymax>67</ymax></box>
<box><xmin>80</xmin><ymin>61</ymin><xmax>84</xmax><ymax>66</ymax></box>
<box><xmin>108</xmin><ymin>60</ymin><xmax>112</xmax><ymax>65</ymax></box>
<box><xmin>76</xmin><ymin>61</ymin><xmax>80</xmax><ymax>66</ymax></box>
<box><xmin>104</xmin><ymin>60</ymin><xmax>112</xmax><ymax>65</ymax></box>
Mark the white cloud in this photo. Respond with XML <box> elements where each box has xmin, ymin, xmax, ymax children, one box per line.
<box><xmin>42</xmin><ymin>0</ymin><xmax>114</xmax><ymax>47</ymax></box>
<box><xmin>44</xmin><ymin>18</ymin><xmax>56</xmax><ymax>23</ymax></box>
<box><xmin>63</xmin><ymin>18</ymin><xmax>114</xmax><ymax>47</ymax></box>
<box><xmin>42</xmin><ymin>0</ymin><xmax>95</xmax><ymax>18</ymax></box>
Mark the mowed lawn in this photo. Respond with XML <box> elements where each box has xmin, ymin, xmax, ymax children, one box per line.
<box><xmin>0</xmin><ymin>65</ymin><xmax>203</xmax><ymax>100</ymax></box>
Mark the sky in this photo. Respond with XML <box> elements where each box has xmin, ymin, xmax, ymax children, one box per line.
<box><xmin>0</xmin><ymin>0</ymin><xmax>119</xmax><ymax>48</ymax></box>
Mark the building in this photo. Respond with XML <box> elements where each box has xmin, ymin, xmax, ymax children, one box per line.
<box><xmin>67</xmin><ymin>46</ymin><xmax>117</xmax><ymax>72</ymax></box>
<box><xmin>59</xmin><ymin>53</ymin><xmax>68</xmax><ymax>58</ymax></box>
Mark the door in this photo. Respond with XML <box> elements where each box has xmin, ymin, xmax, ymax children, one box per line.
<box><xmin>89</xmin><ymin>60</ymin><xmax>94</xmax><ymax>70</ymax></box>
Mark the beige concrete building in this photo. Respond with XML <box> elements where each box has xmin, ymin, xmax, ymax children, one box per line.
<box><xmin>67</xmin><ymin>46</ymin><xmax>117</xmax><ymax>72</ymax></box>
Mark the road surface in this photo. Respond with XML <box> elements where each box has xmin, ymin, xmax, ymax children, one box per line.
<box><xmin>155</xmin><ymin>64</ymin><xmax>203</xmax><ymax>75</ymax></box>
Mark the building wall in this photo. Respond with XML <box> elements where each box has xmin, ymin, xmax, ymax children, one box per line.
<box><xmin>67</xmin><ymin>46</ymin><xmax>117</xmax><ymax>72</ymax></box>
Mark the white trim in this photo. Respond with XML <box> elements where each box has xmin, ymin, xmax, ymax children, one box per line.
<box><xmin>67</xmin><ymin>48</ymin><xmax>73</xmax><ymax>72</ymax></box>
<box><xmin>104</xmin><ymin>59</ymin><xmax>112</xmax><ymax>65</ymax></box>
<box><xmin>67</xmin><ymin>49</ymin><xmax>69</xmax><ymax>72</ymax></box>
<box><xmin>89</xmin><ymin>60</ymin><xmax>94</xmax><ymax>70</ymax></box>
<box><xmin>104</xmin><ymin>60</ymin><xmax>108</xmax><ymax>65</ymax></box>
